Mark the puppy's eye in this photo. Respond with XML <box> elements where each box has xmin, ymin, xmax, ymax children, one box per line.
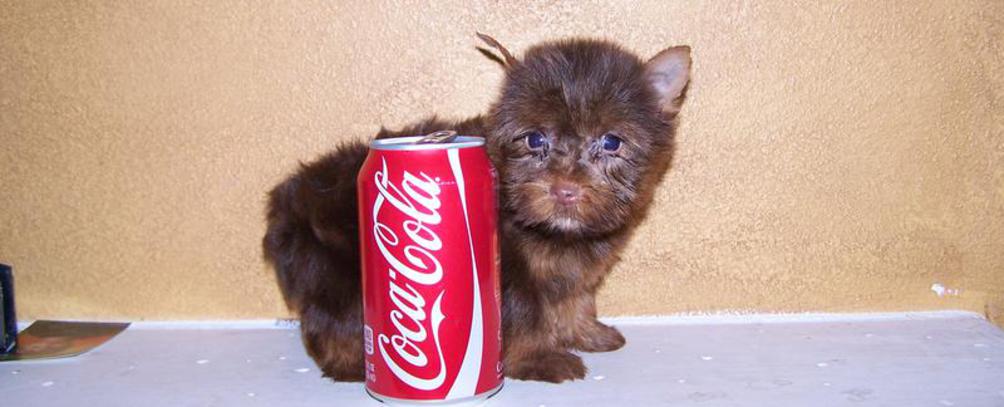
<box><xmin>523</xmin><ymin>131</ymin><xmax>547</xmax><ymax>150</ymax></box>
<box><xmin>601</xmin><ymin>133</ymin><xmax>622</xmax><ymax>152</ymax></box>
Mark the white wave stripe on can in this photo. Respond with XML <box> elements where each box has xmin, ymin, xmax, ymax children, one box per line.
<box><xmin>444</xmin><ymin>148</ymin><xmax>484</xmax><ymax>399</ymax></box>
<box><xmin>372</xmin><ymin>157</ymin><xmax>449</xmax><ymax>391</ymax></box>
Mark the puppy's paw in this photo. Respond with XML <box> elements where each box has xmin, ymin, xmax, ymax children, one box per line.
<box><xmin>574</xmin><ymin>321</ymin><xmax>626</xmax><ymax>353</ymax></box>
<box><xmin>305</xmin><ymin>334</ymin><xmax>366</xmax><ymax>382</ymax></box>
<box><xmin>505</xmin><ymin>350</ymin><xmax>586</xmax><ymax>383</ymax></box>
<box><xmin>319</xmin><ymin>360</ymin><xmax>365</xmax><ymax>382</ymax></box>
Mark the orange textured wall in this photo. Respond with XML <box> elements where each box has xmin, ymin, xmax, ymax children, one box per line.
<box><xmin>1</xmin><ymin>1</ymin><xmax>1001</xmax><ymax>323</ymax></box>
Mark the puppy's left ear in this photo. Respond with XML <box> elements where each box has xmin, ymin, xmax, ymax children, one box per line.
<box><xmin>644</xmin><ymin>46</ymin><xmax>691</xmax><ymax>115</ymax></box>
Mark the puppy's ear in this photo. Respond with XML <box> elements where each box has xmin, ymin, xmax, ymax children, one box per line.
<box><xmin>644</xmin><ymin>46</ymin><xmax>691</xmax><ymax>115</ymax></box>
<box><xmin>476</xmin><ymin>32</ymin><xmax>518</xmax><ymax>68</ymax></box>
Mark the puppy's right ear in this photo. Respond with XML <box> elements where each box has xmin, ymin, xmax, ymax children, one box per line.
<box><xmin>476</xmin><ymin>32</ymin><xmax>518</xmax><ymax>68</ymax></box>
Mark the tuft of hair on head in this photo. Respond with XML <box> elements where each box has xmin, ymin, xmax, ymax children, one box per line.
<box><xmin>476</xmin><ymin>32</ymin><xmax>518</xmax><ymax>67</ymax></box>
<box><xmin>643</xmin><ymin>46</ymin><xmax>692</xmax><ymax>115</ymax></box>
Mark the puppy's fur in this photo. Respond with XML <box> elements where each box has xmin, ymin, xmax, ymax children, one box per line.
<box><xmin>263</xmin><ymin>36</ymin><xmax>690</xmax><ymax>383</ymax></box>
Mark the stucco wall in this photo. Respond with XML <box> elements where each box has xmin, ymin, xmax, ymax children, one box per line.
<box><xmin>1</xmin><ymin>1</ymin><xmax>1001</xmax><ymax>324</ymax></box>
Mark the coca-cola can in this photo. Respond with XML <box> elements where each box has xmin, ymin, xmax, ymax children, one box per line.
<box><xmin>358</xmin><ymin>131</ymin><xmax>504</xmax><ymax>404</ymax></box>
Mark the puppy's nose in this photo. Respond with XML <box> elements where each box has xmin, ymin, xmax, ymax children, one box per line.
<box><xmin>549</xmin><ymin>181</ymin><xmax>581</xmax><ymax>205</ymax></box>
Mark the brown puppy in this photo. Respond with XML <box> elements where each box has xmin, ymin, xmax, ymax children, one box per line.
<box><xmin>262</xmin><ymin>36</ymin><xmax>690</xmax><ymax>383</ymax></box>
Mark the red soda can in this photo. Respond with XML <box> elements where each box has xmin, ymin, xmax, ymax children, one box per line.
<box><xmin>357</xmin><ymin>131</ymin><xmax>504</xmax><ymax>404</ymax></box>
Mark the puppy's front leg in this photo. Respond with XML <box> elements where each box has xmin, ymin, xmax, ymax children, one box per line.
<box><xmin>501</xmin><ymin>291</ymin><xmax>587</xmax><ymax>382</ymax></box>
<box><xmin>569</xmin><ymin>293</ymin><xmax>625</xmax><ymax>353</ymax></box>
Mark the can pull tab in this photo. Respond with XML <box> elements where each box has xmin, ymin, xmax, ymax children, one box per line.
<box><xmin>417</xmin><ymin>130</ymin><xmax>458</xmax><ymax>144</ymax></box>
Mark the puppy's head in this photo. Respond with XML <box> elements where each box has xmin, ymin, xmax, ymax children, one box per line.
<box><xmin>484</xmin><ymin>38</ymin><xmax>691</xmax><ymax>236</ymax></box>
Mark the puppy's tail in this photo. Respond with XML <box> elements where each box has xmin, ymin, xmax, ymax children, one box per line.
<box><xmin>262</xmin><ymin>140</ymin><xmax>370</xmax><ymax>381</ymax></box>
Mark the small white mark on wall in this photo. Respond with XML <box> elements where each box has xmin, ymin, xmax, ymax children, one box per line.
<box><xmin>700</xmin><ymin>356</ymin><xmax>713</xmax><ymax>361</ymax></box>
<box><xmin>939</xmin><ymin>400</ymin><xmax>955</xmax><ymax>406</ymax></box>
<box><xmin>592</xmin><ymin>375</ymin><xmax>605</xmax><ymax>381</ymax></box>
<box><xmin>196</xmin><ymin>359</ymin><xmax>209</xmax><ymax>365</ymax></box>
<box><xmin>11</xmin><ymin>370</ymin><xmax>21</xmax><ymax>375</ymax></box>
<box><xmin>247</xmin><ymin>392</ymin><xmax>256</xmax><ymax>397</ymax></box>
<box><xmin>816</xmin><ymin>362</ymin><xmax>829</xmax><ymax>368</ymax></box>
<box><xmin>931</xmin><ymin>283</ymin><xmax>946</xmax><ymax>296</ymax></box>
<box><xmin>41</xmin><ymin>381</ymin><xmax>54</xmax><ymax>387</ymax></box>
<box><xmin>278</xmin><ymin>356</ymin><xmax>287</xmax><ymax>361</ymax></box>
<box><xmin>973</xmin><ymin>343</ymin><xmax>987</xmax><ymax>348</ymax></box>
<box><xmin>931</xmin><ymin>283</ymin><xmax>960</xmax><ymax>297</ymax></box>
<box><xmin>294</xmin><ymin>368</ymin><xmax>310</xmax><ymax>373</ymax></box>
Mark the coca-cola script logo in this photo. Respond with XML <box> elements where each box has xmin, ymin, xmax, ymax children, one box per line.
<box><xmin>371</xmin><ymin>158</ymin><xmax>449</xmax><ymax>390</ymax></box>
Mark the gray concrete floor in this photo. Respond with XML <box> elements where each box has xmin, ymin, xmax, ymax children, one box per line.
<box><xmin>3</xmin><ymin>311</ymin><xmax>1003</xmax><ymax>406</ymax></box>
